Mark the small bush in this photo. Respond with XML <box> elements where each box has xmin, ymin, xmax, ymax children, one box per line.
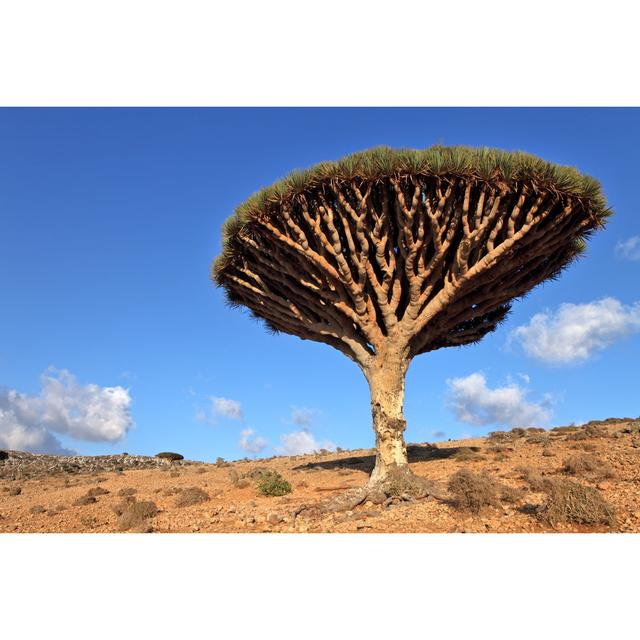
<box><xmin>117</xmin><ymin>487</ymin><xmax>137</xmax><ymax>497</ymax></box>
<box><xmin>228</xmin><ymin>469</ymin><xmax>240</xmax><ymax>486</ymax></box>
<box><xmin>257</xmin><ymin>471</ymin><xmax>292</xmax><ymax>497</ymax></box>
<box><xmin>174</xmin><ymin>487</ymin><xmax>209</xmax><ymax>508</ymax></box>
<box><xmin>215</xmin><ymin>456</ymin><xmax>227</xmax><ymax>467</ymax></box>
<box><xmin>526</xmin><ymin>434</ymin><xmax>549</xmax><ymax>445</ymax></box>
<box><xmin>563</xmin><ymin>454</ymin><xmax>614</xmax><ymax>480</ymax></box>
<box><xmin>451</xmin><ymin>447</ymin><xmax>481</xmax><ymax>461</ymax></box>
<box><xmin>30</xmin><ymin>505</ymin><xmax>46</xmax><ymax>514</ymax></box>
<box><xmin>447</xmin><ymin>469</ymin><xmax>500</xmax><ymax>514</ymax></box>
<box><xmin>487</xmin><ymin>431</ymin><xmax>513</xmax><ymax>444</ymax></box>
<box><xmin>500</xmin><ymin>485</ymin><xmax>524</xmax><ymax>503</ymax></box>
<box><xmin>114</xmin><ymin>498</ymin><xmax>158</xmax><ymax>531</ymax></box>
<box><xmin>243</xmin><ymin>466</ymin><xmax>270</xmax><ymax>480</ymax></box>
<box><xmin>537</xmin><ymin>479</ymin><xmax>615</xmax><ymax>527</ymax></box>
<box><xmin>516</xmin><ymin>467</ymin><xmax>548</xmax><ymax>492</ymax></box>
<box><xmin>155</xmin><ymin>452</ymin><xmax>184</xmax><ymax>461</ymax></box>
<box><xmin>551</xmin><ymin>425</ymin><xmax>579</xmax><ymax>434</ymax></box>
<box><xmin>542</xmin><ymin>447</ymin><xmax>555</xmax><ymax>457</ymax></box>
<box><xmin>86</xmin><ymin>486</ymin><xmax>110</xmax><ymax>498</ymax></box>
<box><xmin>73</xmin><ymin>494</ymin><xmax>97</xmax><ymax>506</ymax></box>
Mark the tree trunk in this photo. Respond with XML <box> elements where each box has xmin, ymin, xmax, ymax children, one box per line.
<box><xmin>366</xmin><ymin>358</ymin><xmax>410</xmax><ymax>484</ymax></box>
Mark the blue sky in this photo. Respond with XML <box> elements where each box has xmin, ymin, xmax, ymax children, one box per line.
<box><xmin>0</xmin><ymin>108</ymin><xmax>638</xmax><ymax>461</ymax></box>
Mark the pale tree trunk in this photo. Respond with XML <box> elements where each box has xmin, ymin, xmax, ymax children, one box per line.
<box><xmin>366</xmin><ymin>355</ymin><xmax>410</xmax><ymax>485</ymax></box>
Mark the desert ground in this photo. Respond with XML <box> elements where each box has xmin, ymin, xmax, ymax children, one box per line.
<box><xmin>1</xmin><ymin>418</ymin><xmax>638</xmax><ymax>533</ymax></box>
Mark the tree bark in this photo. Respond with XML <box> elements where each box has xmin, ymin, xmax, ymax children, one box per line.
<box><xmin>366</xmin><ymin>356</ymin><xmax>410</xmax><ymax>484</ymax></box>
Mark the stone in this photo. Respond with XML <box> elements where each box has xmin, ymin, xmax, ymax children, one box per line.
<box><xmin>267</xmin><ymin>512</ymin><xmax>283</xmax><ymax>525</ymax></box>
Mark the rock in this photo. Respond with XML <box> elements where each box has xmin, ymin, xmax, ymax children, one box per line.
<box><xmin>8</xmin><ymin>486</ymin><xmax>22</xmax><ymax>496</ymax></box>
<box><xmin>267</xmin><ymin>512</ymin><xmax>283</xmax><ymax>525</ymax></box>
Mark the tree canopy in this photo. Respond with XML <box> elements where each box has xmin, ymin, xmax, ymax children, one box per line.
<box><xmin>212</xmin><ymin>145</ymin><xmax>609</xmax><ymax>369</ymax></box>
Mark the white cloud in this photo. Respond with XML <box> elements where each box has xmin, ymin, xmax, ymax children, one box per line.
<box><xmin>447</xmin><ymin>372</ymin><xmax>552</xmax><ymax>428</ymax></box>
<box><xmin>0</xmin><ymin>368</ymin><xmax>133</xmax><ymax>454</ymax></box>
<box><xmin>277</xmin><ymin>429</ymin><xmax>336</xmax><ymax>456</ymax></box>
<box><xmin>290</xmin><ymin>406</ymin><xmax>317</xmax><ymax>427</ymax></box>
<box><xmin>616</xmin><ymin>235</ymin><xmax>640</xmax><ymax>261</ymax></box>
<box><xmin>239</xmin><ymin>428</ymin><xmax>268</xmax><ymax>455</ymax></box>
<box><xmin>510</xmin><ymin>297</ymin><xmax>640</xmax><ymax>364</ymax></box>
<box><xmin>211</xmin><ymin>396</ymin><xmax>243</xmax><ymax>420</ymax></box>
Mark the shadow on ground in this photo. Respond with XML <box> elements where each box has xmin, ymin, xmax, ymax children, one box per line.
<box><xmin>292</xmin><ymin>444</ymin><xmax>481</xmax><ymax>474</ymax></box>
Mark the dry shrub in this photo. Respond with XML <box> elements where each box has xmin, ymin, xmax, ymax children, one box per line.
<box><xmin>243</xmin><ymin>467</ymin><xmax>270</xmax><ymax>480</ymax></box>
<box><xmin>86</xmin><ymin>486</ymin><xmax>109</xmax><ymax>497</ymax></box>
<box><xmin>73</xmin><ymin>494</ymin><xmax>97</xmax><ymax>506</ymax></box>
<box><xmin>228</xmin><ymin>469</ymin><xmax>240</xmax><ymax>486</ymax></box>
<box><xmin>30</xmin><ymin>505</ymin><xmax>46</xmax><ymax>514</ymax></box>
<box><xmin>447</xmin><ymin>469</ymin><xmax>500</xmax><ymax>514</ymax></box>
<box><xmin>551</xmin><ymin>425</ymin><xmax>579</xmax><ymax>434</ymax></box>
<box><xmin>113</xmin><ymin>498</ymin><xmax>158</xmax><ymax>531</ymax></box>
<box><xmin>563</xmin><ymin>454</ymin><xmax>614</xmax><ymax>480</ymax></box>
<box><xmin>517</xmin><ymin>466</ymin><xmax>548</xmax><ymax>492</ymax></box>
<box><xmin>117</xmin><ymin>487</ymin><xmax>137</xmax><ymax>497</ymax></box>
<box><xmin>195</xmin><ymin>467</ymin><xmax>207</xmax><ymax>474</ymax></box>
<box><xmin>537</xmin><ymin>479</ymin><xmax>615</xmax><ymax>527</ymax></box>
<box><xmin>526</xmin><ymin>434</ymin><xmax>549</xmax><ymax>445</ymax></box>
<box><xmin>451</xmin><ymin>447</ymin><xmax>481</xmax><ymax>461</ymax></box>
<box><xmin>500</xmin><ymin>485</ymin><xmax>524</xmax><ymax>503</ymax></box>
<box><xmin>174</xmin><ymin>487</ymin><xmax>209</xmax><ymax>508</ymax></box>
<box><xmin>487</xmin><ymin>431</ymin><xmax>514</xmax><ymax>444</ymax></box>
<box><xmin>542</xmin><ymin>447</ymin><xmax>555</xmax><ymax>457</ymax></box>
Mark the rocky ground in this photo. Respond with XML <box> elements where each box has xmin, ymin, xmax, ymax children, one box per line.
<box><xmin>1</xmin><ymin>418</ymin><xmax>639</xmax><ymax>533</ymax></box>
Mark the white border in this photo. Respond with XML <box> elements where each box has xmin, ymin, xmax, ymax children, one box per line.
<box><xmin>0</xmin><ymin>1</ymin><xmax>638</xmax><ymax>105</ymax></box>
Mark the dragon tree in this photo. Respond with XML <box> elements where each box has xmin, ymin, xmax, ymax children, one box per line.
<box><xmin>212</xmin><ymin>145</ymin><xmax>609</xmax><ymax>502</ymax></box>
